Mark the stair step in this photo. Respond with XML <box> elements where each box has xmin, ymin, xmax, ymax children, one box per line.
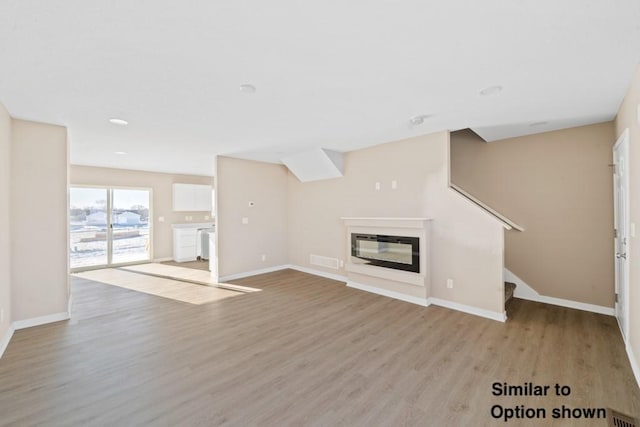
<box><xmin>505</xmin><ymin>281</ymin><xmax>516</xmax><ymax>304</ymax></box>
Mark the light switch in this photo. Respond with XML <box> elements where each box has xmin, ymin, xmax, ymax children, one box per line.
<box><xmin>375</xmin><ymin>182</ymin><xmax>381</xmax><ymax>190</ymax></box>
<box><xmin>242</xmin><ymin>217</ymin><xmax>249</xmax><ymax>224</ymax></box>
<box><xmin>158</xmin><ymin>216</ymin><xmax>165</xmax><ymax>222</ymax></box>
<box><xmin>631</xmin><ymin>222</ymin><xmax>636</xmax><ymax>238</ymax></box>
<box><xmin>391</xmin><ymin>180</ymin><xmax>397</xmax><ymax>190</ymax></box>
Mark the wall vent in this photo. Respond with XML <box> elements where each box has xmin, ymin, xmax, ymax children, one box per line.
<box><xmin>310</xmin><ymin>254</ymin><xmax>339</xmax><ymax>270</ymax></box>
<box><xmin>608</xmin><ymin>409</ymin><xmax>638</xmax><ymax>427</ymax></box>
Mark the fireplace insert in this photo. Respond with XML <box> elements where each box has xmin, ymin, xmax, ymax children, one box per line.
<box><xmin>351</xmin><ymin>233</ymin><xmax>420</xmax><ymax>273</ymax></box>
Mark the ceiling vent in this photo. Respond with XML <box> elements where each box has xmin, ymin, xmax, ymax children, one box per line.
<box><xmin>281</xmin><ymin>148</ymin><xmax>344</xmax><ymax>183</ymax></box>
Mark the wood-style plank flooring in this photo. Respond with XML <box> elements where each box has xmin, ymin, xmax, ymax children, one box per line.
<box><xmin>0</xmin><ymin>269</ymin><xmax>638</xmax><ymax>426</ymax></box>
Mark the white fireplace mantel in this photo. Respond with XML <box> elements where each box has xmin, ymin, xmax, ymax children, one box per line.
<box><xmin>340</xmin><ymin>217</ymin><xmax>432</xmax><ymax>229</ymax></box>
<box><xmin>341</xmin><ymin>217</ymin><xmax>432</xmax><ymax>291</ymax></box>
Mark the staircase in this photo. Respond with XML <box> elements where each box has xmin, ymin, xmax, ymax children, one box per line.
<box><xmin>505</xmin><ymin>282</ymin><xmax>516</xmax><ymax>306</ymax></box>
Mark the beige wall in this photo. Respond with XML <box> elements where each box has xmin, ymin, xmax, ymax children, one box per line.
<box><xmin>450</xmin><ymin>123</ymin><xmax>615</xmax><ymax>307</ymax></box>
<box><xmin>286</xmin><ymin>131</ymin><xmax>506</xmax><ymax>314</ymax></box>
<box><xmin>0</xmin><ymin>103</ymin><xmax>11</xmax><ymax>340</ymax></box>
<box><xmin>70</xmin><ymin>166</ymin><xmax>213</xmax><ymax>260</ymax></box>
<box><xmin>615</xmin><ymin>64</ymin><xmax>640</xmax><ymax>380</ymax></box>
<box><xmin>11</xmin><ymin>119</ymin><xmax>69</xmax><ymax>321</ymax></box>
<box><xmin>216</xmin><ymin>156</ymin><xmax>288</xmax><ymax>277</ymax></box>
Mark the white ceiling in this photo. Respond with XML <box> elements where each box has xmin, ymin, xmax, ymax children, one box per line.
<box><xmin>1</xmin><ymin>1</ymin><xmax>639</xmax><ymax>176</ymax></box>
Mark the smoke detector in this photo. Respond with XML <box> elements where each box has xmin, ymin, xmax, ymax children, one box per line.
<box><xmin>409</xmin><ymin>115</ymin><xmax>432</xmax><ymax>126</ymax></box>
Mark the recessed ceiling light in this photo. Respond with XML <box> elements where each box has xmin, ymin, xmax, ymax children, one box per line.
<box><xmin>114</xmin><ymin>151</ymin><xmax>127</xmax><ymax>155</ymax></box>
<box><xmin>409</xmin><ymin>114</ymin><xmax>432</xmax><ymax>126</ymax></box>
<box><xmin>109</xmin><ymin>118</ymin><xmax>129</xmax><ymax>126</ymax></box>
<box><xmin>480</xmin><ymin>85</ymin><xmax>503</xmax><ymax>96</ymax></box>
<box><xmin>530</xmin><ymin>121</ymin><xmax>548</xmax><ymax>127</ymax></box>
<box><xmin>239</xmin><ymin>84</ymin><xmax>257</xmax><ymax>94</ymax></box>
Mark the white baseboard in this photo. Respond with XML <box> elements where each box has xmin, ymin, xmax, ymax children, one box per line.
<box><xmin>627</xmin><ymin>342</ymin><xmax>640</xmax><ymax>390</ymax></box>
<box><xmin>347</xmin><ymin>281</ymin><xmax>505</xmax><ymax>322</ymax></box>
<box><xmin>429</xmin><ymin>297</ymin><xmax>506</xmax><ymax>322</ymax></box>
<box><xmin>288</xmin><ymin>265</ymin><xmax>347</xmax><ymax>283</ymax></box>
<box><xmin>347</xmin><ymin>280</ymin><xmax>430</xmax><ymax>307</ymax></box>
<box><xmin>153</xmin><ymin>257</ymin><xmax>173</xmax><ymax>263</ymax></box>
<box><xmin>12</xmin><ymin>312</ymin><xmax>70</xmax><ymax>330</ymax></box>
<box><xmin>219</xmin><ymin>265</ymin><xmax>290</xmax><ymax>282</ymax></box>
<box><xmin>504</xmin><ymin>268</ymin><xmax>614</xmax><ymax>316</ymax></box>
<box><xmin>0</xmin><ymin>325</ymin><xmax>14</xmax><ymax>359</ymax></box>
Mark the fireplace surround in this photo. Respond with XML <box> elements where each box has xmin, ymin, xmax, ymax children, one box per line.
<box><xmin>341</xmin><ymin>217</ymin><xmax>432</xmax><ymax>291</ymax></box>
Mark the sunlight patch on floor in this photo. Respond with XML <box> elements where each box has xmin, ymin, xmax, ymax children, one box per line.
<box><xmin>73</xmin><ymin>268</ymin><xmax>245</xmax><ymax>305</ymax></box>
<box><xmin>120</xmin><ymin>263</ymin><xmax>261</xmax><ymax>293</ymax></box>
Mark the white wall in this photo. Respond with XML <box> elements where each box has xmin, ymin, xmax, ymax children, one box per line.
<box><xmin>216</xmin><ymin>156</ymin><xmax>289</xmax><ymax>278</ymax></box>
<box><xmin>10</xmin><ymin>119</ymin><xmax>69</xmax><ymax>322</ymax></box>
<box><xmin>286</xmin><ymin>131</ymin><xmax>505</xmax><ymax>314</ymax></box>
<box><xmin>0</xmin><ymin>103</ymin><xmax>11</xmax><ymax>342</ymax></box>
<box><xmin>216</xmin><ymin>131</ymin><xmax>506</xmax><ymax>316</ymax></box>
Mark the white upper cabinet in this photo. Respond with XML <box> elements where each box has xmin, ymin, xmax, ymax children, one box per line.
<box><xmin>173</xmin><ymin>183</ymin><xmax>213</xmax><ymax>211</ymax></box>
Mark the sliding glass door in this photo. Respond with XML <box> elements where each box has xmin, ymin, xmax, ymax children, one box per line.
<box><xmin>70</xmin><ymin>187</ymin><xmax>109</xmax><ymax>269</ymax></box>
<box><xmin>70</xmin><ymin>186</ymin><xmax>152</xmax><ymax>271</ymax></box>
<box><xmin>111</xmin><ymin>189</ymin><xmax>151</xmax><ymax>264</ymax></box>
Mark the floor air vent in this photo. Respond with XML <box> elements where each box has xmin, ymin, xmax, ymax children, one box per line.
<box><xmin>608</xmin><ymin>409</ymin><xmax>638</xmax><ymax>427</ymax></box>
<box><xmin>310</xmin><ymin>254</ymin><xmax>339</xmax><ymax>270</ymax></box>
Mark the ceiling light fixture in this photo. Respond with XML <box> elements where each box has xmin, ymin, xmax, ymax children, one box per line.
<box><xmin>239</xmin><ymin>84</ymin><xmax>257</xmax><ymax>94</ymax></box>
<box><xmin>479</xmin><ymin>85</ymin><xmax>503</xmax><ymax>96</ymax></box>
<box><xmin>409</xmin><ymin>114</ymin><xmax>432</xmax><ymax>126</ymax></box>
<box><xmin>529</xmin><ymin>121</ymin><xmax>548</xmax><ymax>127</ymax></box>
<box><xmin>109</xmin><ymin>118</ymin><xmax>129</xmax><ymax>126</ymax></box>
<box><xmin>114</xmin><ymin>151</ymin><xmax>127</xmax><ymax>155</ymax></box>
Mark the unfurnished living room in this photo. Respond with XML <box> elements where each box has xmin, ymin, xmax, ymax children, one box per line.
<box><xmin>1</xmin><ymin>1</ymin><xmax>640</xmax><ymax>426</ymax></box>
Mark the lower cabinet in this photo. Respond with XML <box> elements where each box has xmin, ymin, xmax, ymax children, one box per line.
<box><xmin>172</xmin><ymin>223</ymin><xmax>215</xmax><ymax>262</ymax></box>
<box><xmin>173</xmin><ymin>228</ymin><xmax>198</xmax><ymax>262</ymax></box>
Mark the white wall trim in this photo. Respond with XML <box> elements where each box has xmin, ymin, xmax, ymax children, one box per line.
<box><xmin>219</xmin><ymin>265</ymin><xmax>290</xmax><ymax>282</ymax></box>
<box><xmin>626</xmin><ymin>342</ymin><xmax>640</xmax><ymax>390</ymax></box>
<box><xmin>504</xmin><ymin>268</ymin><xmax>614</xmax><ymax>316</ymax></box>
<box><xmin>288</xmin><ymin>265</ymin><xmax>347</xmax><ymax>283</ymax></box>
<box><xmin>12</xmin><ymin>312</ymin><xmax>70</xmax><ymax>330</ymax></box>
<box><xmin>347</xmin><ymin>281</ymin><xmax>430</xmax><ymax>307</ymax></box>
<box><xmin>153</xmin><ymin>257</ymin><xmax>173</xmax><ymax>263</ymax></box>
<box><xmin>0</xmin><ymin>325</ymin><xmax>14</xmax><ymax>359</ymax></box>
<box><xmin>429</xmin><ymin>297</ymin><xmax>507</xmax><ymax>322</ymax></box>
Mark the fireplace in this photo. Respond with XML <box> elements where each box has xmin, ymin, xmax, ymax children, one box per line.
<box><xmin>351</xmin><ymin>233</ymin><xmax>420</xmax><ymax>273</ymax></box>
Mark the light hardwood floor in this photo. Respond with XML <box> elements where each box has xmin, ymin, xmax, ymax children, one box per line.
<box><xmin>0</xmin><ymin>269</ymin><xmax>638</xmax><ymax>426</ymax></box>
